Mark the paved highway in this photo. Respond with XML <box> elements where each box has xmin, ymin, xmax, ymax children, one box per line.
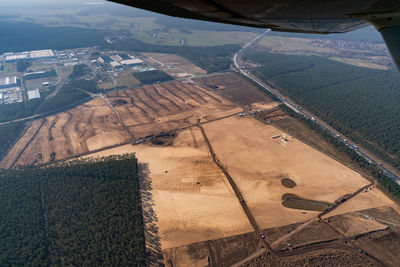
<box><xmin>233</xmin><ymin>30</ymin><xmax>400</xmax><ymax>185</ymax></box>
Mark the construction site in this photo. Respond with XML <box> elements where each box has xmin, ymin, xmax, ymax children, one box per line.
<box><xmin>1</xmin><ymin>70</ymin><xmax>400</xmax><ymax>266</ymax></box>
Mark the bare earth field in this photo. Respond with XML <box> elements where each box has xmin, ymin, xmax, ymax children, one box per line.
<box><xmin>83</xmin><ymin>113</ymin><xmax>400</xmax><ymax>266</ymax></box>
<box><xmin>141</xmin><ymin>52</ymin><xmax>206</xmax><ymax>77</ymax></box>
<box><xmin>2</xmin><ymin>72</ymin><xmax>400</xmax><ymax>266</ymax></box>
<box><xmin>107</xmin><ymin>81</ymin><xmax>242</xmax><ymax>138</ymax></box>
<box><xmin>83</xmin><ymin>129</ymin><xmax>253</xmax><ymax>250</ymax></box>
<box><xmin>0</xmin><ymin>98</ymin><xmax>130</xmax><ymax>167</ymax></box>
<box><xmin>194</xmin><ymin>72</ymin><xmax>269</xmax><ymax>106</ymax></box>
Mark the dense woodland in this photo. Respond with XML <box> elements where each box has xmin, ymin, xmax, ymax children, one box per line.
<box><xmin>35</xmin><ymin>80</ymin><xmax>90</xmax><ymax>114</ymax></box>
<box><xmin>0</xmin><ymin>99</ymin><xmax>41</xmax><ymax>122</ymax></box>
<box><xmin>0</xmin><ymin>154</ymin><xmax>145</xmax><ymax>266</ymax></box>
<box><xmin>16</xmin><ymin>61</ymin><xmax>31</xmax><ymax>72</ymax></box>
<box><xmin>0</xmin><ymin>22</ymin><xmax>105</xmax><ymax>54</ymax></box>
<box><xmin>0</xmin><ymin>122</ymin><xmax>25</xmax><ymax>161</ymax></box>
<box><xmin>133</xmin><ymin>70</ymin><xmax>172</xmax><ymax>84</ymax></box>
<box><xmin>246</xmin><ymin>53</ymin><xmax>400</xmax><ymax>170</ymax></box>
<box><xmin>68</xmin><ymin>79</ymin><xmax>98</xmax><ymax>93</ymax></box>
<box><xmin>103</xmin><ymin>38</ymin><xmax>240</xmax><ymax>73</ymax></box>
<box><xmin>69</xmin><ymin>64</ymin><xmax>91</xmax><ymax>79</ymax></box>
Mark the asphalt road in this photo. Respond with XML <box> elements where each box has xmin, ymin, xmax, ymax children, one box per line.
<box><xmin>233</xmin><ymin>30</ymin><xmax>400</xmax><ymax>185</ymax></box>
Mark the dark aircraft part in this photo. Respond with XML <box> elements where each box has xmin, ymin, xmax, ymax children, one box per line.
<box><xmin>380</xmin><ymin>26</ymin><xmax>400</xmax><ymax>70</ymax></box>
<box><xmin>108</xmin><ymin>0</ymin><xmax>398</xmax><ymax>33</ymax></box>
<box><xmin>109</xmin><ymin>0</ymin><xmax>400</xmax><ymax>70</ymax></box>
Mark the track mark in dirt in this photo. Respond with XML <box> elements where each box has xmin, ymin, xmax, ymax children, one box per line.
<box><xmin>149</xmin><ymin>85</ymin><xmax>182</xmax><ymax>111</ymax></box>
<box><xmin>189</xmin><ymin>127</ymin><xmax>199</xmax><ymax>148</ymax></box>
<box><xmin>132</xmin><ymin>89</ymin><xmax>160</xmax><ymax>115</ymax></box>
<box><xmin>60</xmin><ymin>112</ymin><xmax>74</xmax><ymax>157</ymax></box>
<box><xmin>168</xmin><ymin>82</ymin><xmax>202</xmax><ymax>105</ymax></box>
<box><xmin>162</xmin><ymin>83</ymin><xmax>186</xmax><ymax>102</ymax></box>
<box><xmin>193</xmin><ymin>84</ymin><xmax>223</xmax><ymax>104</ymax></box>
<box><xmin>140</xmin><ymin>86</ymin><xmax>171</xmax><ymax>112</ymax></box>
<box><xmin>179</xmin><ymin>83</ymin><xmax>208</xmax><ymax>104</ymax></box>
<box><xmin>79</xmin><ymin>109</ymin><xmax>95</xmax><ymax>151</ymax></box>
<box><xmin>125</xmin><ymin>91</ymin><xmax>150</xmax><ymax>116</ymax></box>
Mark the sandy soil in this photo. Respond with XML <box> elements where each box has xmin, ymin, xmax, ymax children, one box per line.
<box><xmin>0</xmin><ymin>119</ymin><xmax>44</xmax><ymax>168</ymax></box>
<box><xmin>83</xmin><ymin>115</ymin><xmax>398</xmax><ymax>252</ymax></box>
<box><xmin>194</xmin><ymin>72</ymin><xmax>270</xmax><ymax>106</ymax></box>
<box><xmin>85</xmin><ymin>128</ymin><xmax>253</xmax><ymax>249</ymax></box>
<box><xmin>328</xmin><ymin>213</ymin><xmax>388</xmax><ymax>237</ymax></box>
<box><xmin>3</xmin><ymin>98</ymin><xmax>130</xmax><ymax>166</ymax></box>
<box><xmin>108</xmin><ymin>81</ymin><xmax>241</xmax><ymax>138</ymax></box>
<box><xmin>201</xmin><ymin>116</ymin><xmax>391</xmax><ymax>230</ymax></box>
<box><xmin>322</xmin><ymin>187</ymin><xmax>399</xmax><ymax>218</ymax></box>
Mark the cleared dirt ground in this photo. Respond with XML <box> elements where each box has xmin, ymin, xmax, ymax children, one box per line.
<box><xmin>3</xmin><ymin>72</ymin><xmax>400</xmax><ymax>266</ymax></box>
<box><xmin>82</xmin><ymin>114</ymin><xmax>400</xmax><ymax>265</ymax></box>
<box><xmin>141</xmin><ymin>52</ymin><xmax>206</xmax><ymax>77</ymax></box>
<box><xmin>0</xmin><ymin>120</ymin><xmax>45</xmax><ymax>169</ymax></box>
<box><xmin>83</xmin><ymin>128</ymin><xmax>253</xmax><ymax>250</ymax></box>
<box><xmin>194</xmin><ymin>72</ymin><xmax>270</xmax><ymax>106</ymax></box>
<box><xmin>107</xmin><ymin>81</ymin><xmax>241</xmax><ymax>138</ymax></box>
<box><xmin>202</xmin><ymin>116</ymin><xmax>397</xmax><ymax>230</ymax></box>
<box><xmin>1</xmin><ymin>98</ymin><xmax>130</xmax><ymax>167</ymax></box>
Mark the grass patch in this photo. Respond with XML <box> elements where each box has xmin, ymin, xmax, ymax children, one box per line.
<box><xmin>281</xmin><ymin>193</ymin><xmax>333</xmax><ymax>211</ymax></box>
<box><xmin>133</xmin><ymin>70</ymin><xmax>172</xmax><ymax>84</ymax></box>
<box><xmin>281</xmin><ymin>178</ymin><xmax>296</xmax><ymax>188</ymax></box>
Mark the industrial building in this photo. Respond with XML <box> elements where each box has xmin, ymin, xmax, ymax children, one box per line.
<box><xmin>110</xmin><ymin>61</ymin><xmax>122</xmax><ymax>68</ymax></box>
<box><xmin>3</xmin><ymin>49</ymin><xmax>55</xmax><ymax>62</ymax></box>
<box><xmin>110</xmin><ymin>55</ymin><xmax>123</xmax><ymax>62</ymax></box>
<box><xmin>121</xmin><ymin>58</ymin><xmax>144</xmax><ymax>66</ymax></box>
<box><xmin>0</xmin><ymin>76</ymin><xmax>19</xmax><ymax>89</ymax></box>
<box><xmin>27</xmin><ymin>89</ymin><xmax>41</xmax><ymax>100</ymax></box>
<box><xmin>97</xmin><ymin>57</ymin><xmax>105</xmax><ymax>64</ymax></box>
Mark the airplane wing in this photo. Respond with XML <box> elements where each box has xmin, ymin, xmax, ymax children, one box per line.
<box><xmin>108</xmin><ymin>0</ymin><xmax>400</xmax><ymax>69</ymax></box>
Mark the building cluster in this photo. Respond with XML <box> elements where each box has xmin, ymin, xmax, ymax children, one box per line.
<box><xmin>0</xmin><ymin>76</ymin><xmax>23</xmax><ymax>104</ymax></box>
<box><xmin>96</xmin><ymin>54</ymin><xmax>144</xmax><ymax>69</ymax></box>
<box><xmin>2</xmin><ymin>49</ymin><xmax>55</xmax><ymax>62</ymax></box>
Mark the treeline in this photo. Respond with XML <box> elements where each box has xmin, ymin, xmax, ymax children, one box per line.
<box><xmin>102</xmin><ymin>37</ymin><xmax>240</xmax><ymax>73</ymax></box>
<box><xmin>16</xmin><ymin>61</ymin><xmax>31</xmax><ymax>72</ymax></box>
<box><xmin>133</xmin><ymin>70</ymin><xmax>172</xmax><ymax>84</ymax></box>
<box><xmin>69</xmin><ymin>64</ymin><xmax>90</xmax><ymax>79</ymax></box>
<box><xmin>0</xmin><ymin>154</ymin><xmax>145</xmax><ymax>266</ymax></box>
<box><xmin>281</xmin><ymin>104</ymin><xmax>400</xmax><ymax>200</ymax></box>
<box><xmin>248</xmin><ymin>53</ymin><xmax>400</xmax><ymax>170</ymax></box>
<box><xmin>69</xmin><ymin>79</ymin><xmax>98</xmax><ymax>93</ymax></box>
<box><xmin>24</xmin><ymin>69</ymin><xmax>57</xmax><ymax>80</ymax></box>
<box><xmin>0</xmin><ymin>99</ymin><xmax>41</xmax><ymax>122</ymax></box>
<box><xmin>0</xmin><ymin>122</ymin><xmax>25</xmax><ymax>161</ymax></box>
<box><xmin>35</xmin><ymin>80</ymin><xmax>89</xmax><ymax>114</ymax></box>
<box><xmin>0</xmin><ymin>22</ymin><xmax>105</xmax><ymax>54</ymax></box>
